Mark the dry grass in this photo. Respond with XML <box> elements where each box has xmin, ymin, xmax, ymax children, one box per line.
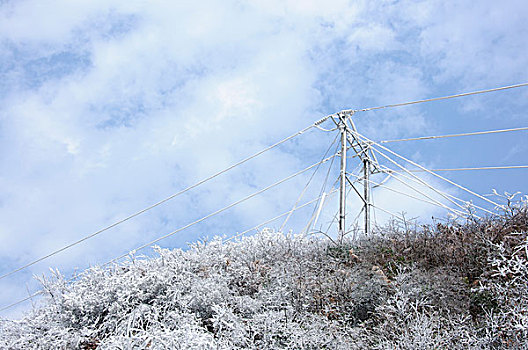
<box><xmin>1</xmin><ymin>202</ymin><xmax>527</xmax><ymax>349</ymax></box>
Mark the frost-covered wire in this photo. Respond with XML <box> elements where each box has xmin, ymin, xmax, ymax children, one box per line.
<box><xmin>367</xmin><ymin>147</ymin><xmax>470</xmax><ymax>216</ymax></box>
<box><xmin>0</xmin><ymin>290</ymin><xmax>43</xmax><ymax>313</ymax></box>
<box><xmin>369</xmin><ymin>203</ymin><xmax>406</xmax><ymax>222</ymax></box>
<box><xmin>341</xmin><ymin>82</ymin><xmax>528</xmax><ymax>114</ymax></box>
<box><xmin>96</xmin><ymin>153</ymin><xmax>339</xmax><ymax>268</ymax></box>
<box><xmin>226</xmin><ymin>188</ymin><xmax>339</xmax><ymax>243</ymax></box>
<box><xmin>0</xmin><ymin>114</ymin><xmax>334</xmax><ymax>281</ymax></box>
<box><xmin>302</xmin><ymin>142</ymin><xmax>341</xmax><ymax>234</ymax></box>
<box><xmin>381</xmin><ymin>166</ymin><xmax>494</xmax><ymax>217</ymax></box>
<box><xmin>279</xmin><ymin>133</ymin><xmax>339</xmax><ymax>231</ymax></box>
<box><xmin>352</xmin><ymin>130</ymin><xmax>501</xmax><ymax>208</ymax></box>
<box><xmin>0</xmin><ymin>153</ymin><xmax>338</xmax><ymax>313</ymax></box>
<box><xmin>379</xmin><ymin>126</ymin><xmax>528</xmax><ymax>143</ymax></box>
<box><xmin>383</xmin><ymin>165</ymin><xmax>528</xmax><ymax>172</ymax></box>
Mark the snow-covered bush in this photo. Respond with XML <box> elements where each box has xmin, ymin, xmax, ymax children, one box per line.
<box><xmin>475</xmin><ymin>232</ymin><xmax>528</xmax><ymax>348</ymax></box>
<box><xmin>1</xmin><ymin>202</ymin><xmax>527</xmax><ymax>349</ymax></box>
<box><xmin>1</xmin><ymin>232</ymin><xmax>380</xmax><ymax>349</ymax></box>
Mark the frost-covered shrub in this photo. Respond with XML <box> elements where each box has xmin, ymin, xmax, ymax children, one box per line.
<box><xmin>0</xmin><ymin>232</ymin><xmax>382</xmax><ymax>349</ymax></box>
<box><xmin>360</xmin><ymin>266</ymin><xmax>481</xmax><ymax>349</ymax></box>
<box><xmin>1</xmin><ymin>203</ymin><xmax>527</xmax><ymax>349</ymax></box>
<box><xmin>475</xmin><ymin>232</ymin><xmax>528</xmax><ymax>348</ymax></box>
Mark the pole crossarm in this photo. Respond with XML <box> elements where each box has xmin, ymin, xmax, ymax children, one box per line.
<box><xmin>333</xmin><ymin>114</ymin><xmax>376</xmax><ymax>237</ymax></box>
<box><xmin>343</xmin><ymin>117</ymin><xmax>382</xmax><ymax>174</ymax></box>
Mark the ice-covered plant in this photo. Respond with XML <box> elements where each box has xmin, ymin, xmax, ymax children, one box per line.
<box><xmin>1</xmin><ymin>203</ymin><xmax>527</xmax><ymax>349</ymax></box>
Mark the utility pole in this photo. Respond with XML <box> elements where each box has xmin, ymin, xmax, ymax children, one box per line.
<box><xmin>338</xmin><ymin>113</ymin><xmax>347</xmax><ymax>242</ymax></box>
<box><xmin>336</xmin><ymin>112</ymin><xmax>375</xmax><ymax>240</ymax></box>
<box><xmin>363</xmin><ymin>158</ymin><xmax>370</xmax><ymax>235</ymax></box>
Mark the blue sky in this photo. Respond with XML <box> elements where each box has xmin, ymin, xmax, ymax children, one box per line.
<box><xmin>1</xmin><ymin>0</ymin><xmax>527</xmax><ymax>318</ymax></box>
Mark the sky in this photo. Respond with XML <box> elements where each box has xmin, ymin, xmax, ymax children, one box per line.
<box><xmin>1</xmin><ymin>0</ymin><xmax>527</xmax><ymax>318</ymax></box>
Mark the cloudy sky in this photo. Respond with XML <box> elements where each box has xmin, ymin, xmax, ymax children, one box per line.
<box><xmin>1</xmin><ymin>0</ymin><xmax>527</xmax><ymax>317</ymax></box>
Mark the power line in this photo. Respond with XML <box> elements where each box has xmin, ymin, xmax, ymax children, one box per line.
<box><xmin>366</xmin><ymin>145</ymin><xmax>470</xmax><ymax>215</ymax></box>
<box><xmin>373</xmin><ymin>147</ymin><xmax>495</xmax><ymax>217</ymax></box>
<box><xmin>348</xmin><ymin>171</ymin><xmax>458</xmax><ymax>213</ymax></box>
<box><xmin>380</xmin><ymin>126</ymin><xmax>528</xmax><ymax>143</ymax></box>
<box><xmin>226</xmin><ymin>188</ymin><xmax>339</xmax><ymax>243</ymax></box>
<box><xmin>361</xmin><ymin>163</ymin><xmax>470</xmax><ymax>218</ymax></box>
<box><xmin>0</xmin><ymin>154</ymin><xmax>337</xmax><ymax>313</ymax></box>
<box><xmin>302</xmin><ymin>142</ymin><xmax>340</xmax><ymax>234</ymax></box>
<box><xmin>353</xmin><ymin>130</ymin><xmax>501</xmax><ymax>208</ymax></box>
<box><xmin>384</xmin><ymin>165</ymin><xmax>528</xmax><ymax>172</ymax></box>
<box><xmin>374</xmin><ymin>144</ymin><xmax>495</xmax><ymax>218</ymax></box>
<box><xmin>0</xmin><ymin>290</ymin><xmax>43</xmax><ymax>313</ymax></box>
<box><xmin>96</xmin><ymin>153</ymin><xmax>338</xmax><ymax>268</ymax></box>
<box><xmin>0</xmin><ymin>115</ymin><xmax>333</xmax><ymax>282</ymax></box>
<box><xmin>342</xmin><ymin>82</ymin><xmax>528</xmax><ymax>114</ymax></box>
<box><xmin>380</xmin><ymin>163</ymin><xmax>492</xmax><ymax>218</ymax></box>
<box><xmin>384</xmin><ymin>168</ymin><xmax>481</xmax><ymax>218</ymax></box>
<box><xmin>279</xmin><ymin>133</ymin><xmax>339</xmax><ymax>231</ymax></box>
<box><xmin>4</xmin><ymin>83</ymin><xmax>527</xmax><ymax>311</ymax></box>
<box><xmin>1</xmin><ymin>188</ymin><xmax>341</xmax><ymax>314</ymax></box>
<box><xmin>370</xmin><ymin>204</ymin><xmax>406</xmax><ymax>223</ymax></box>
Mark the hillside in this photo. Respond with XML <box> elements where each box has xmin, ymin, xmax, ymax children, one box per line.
<box><xmin>1</xmin><ymin>204</ymin><xmax>527</xmax><ymax>349</ymax></box>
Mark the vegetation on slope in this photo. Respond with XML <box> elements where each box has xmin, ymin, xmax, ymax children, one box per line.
<box><xmin>1</xmin><ymin>202</ymin><xmax>527</xmax><ymax>349</ymax></box>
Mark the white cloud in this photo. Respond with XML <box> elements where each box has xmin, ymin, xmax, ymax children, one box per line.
<box><xmin>419</xmin><ymin>0</ymin><xmax>528</xmax><ymax>86</ymax></box>
<box><xmin>347</xmin><ymin>24</ymin><xmax>397</xmax><ymax>51</ymax></box>
<box><xmin>0</xmin><ymin>0</ymin><xmax>527</xmax><ymax>318</ymax></box>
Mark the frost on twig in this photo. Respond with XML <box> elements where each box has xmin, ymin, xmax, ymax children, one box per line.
<box><xmin>1</xmin><ymin>202</ymin><xmax>527</xmax><ymax>349</ymax></box>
